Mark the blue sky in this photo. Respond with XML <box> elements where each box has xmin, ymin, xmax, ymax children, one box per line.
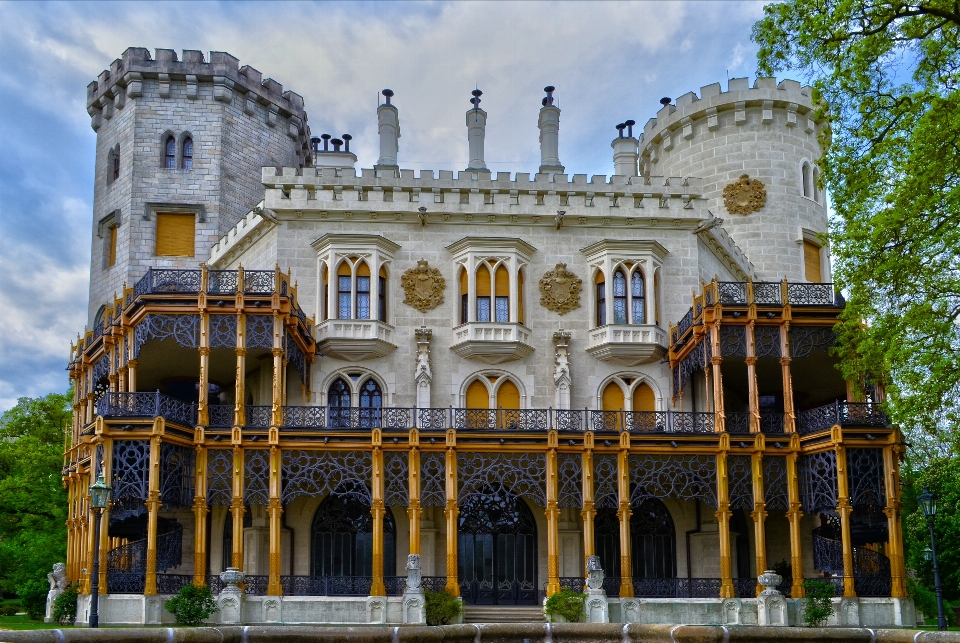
<box><xmin>0</xmin><ymin>0</ymin><xmax>772</xmax><ymax>411</ymax></box>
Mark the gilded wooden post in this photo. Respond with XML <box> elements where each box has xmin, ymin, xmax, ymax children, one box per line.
<box><xmin>883</xmin><ymin>440</ymin><xmax>907</xmax><ymax>597</ymax></box>
<box><xmin>198</xmin><ymin>311</ymin><xmax>210</xmax><ymax>427</ymax></box>
<box><xmin>710</xmin><ymin>322</ymin><xmax>725</xmax><ymax>432</ymax></box>
<box><xmin>716</xmin><ymin>451</ymin><xmax>734</xmax><ymax>598</ymax></box>
<box><xmin>193</xmin><ymin>445</ymin><xmax>209</xmax><ymax>586</ymax></box>
<box><xmin>231</xmin><ymin>443</ymin><xmax>245</xmax><ymax>569</ymax></box>
<box><xmin>144</xmin><ymin>434</ymin><xmax>161</xmax><ymax>595</ymax></box>
<box><xmin>408</xmin><ymin>438</ymin><xmax>421</xmax><ymax>556</ymax></box>
<box><xmin>234</xmin><ymin>314</ymin><xmax>246</xmax><ymax>428</ymax></box>
<box><xmin>444</xmin><ymin>442</ymin><xmax>459</xmax><ymax>596</ymax></box>
<box><xmin>271</xmin><ymin>315</ymin><xmax>284</xmax><ymax>428</ymax></box>
<box><xmin>786</xmin><ymin>449</ymin><xmax>805</xmax><ymax>597</ymax></box>
<box><xmin>127</xmin><ymin>359</ymin><xmax>138</xmax><ymax>393</ymax></box>
<box><xmin>745</xmin><ymin>320</ymin><xmax>759</xmax><ymax>433</ymax></box>
<box><xmin>267</xmin><ymin>445</ymin><xmax>283</xmax><ymax>596</ymax></box>
<box><xmin>835</xmin><ymin>444</ymin><xmax>857</xmax><ymax>598</ymax></box>
<box><xmin>370</xmin><ymin>437</ymin><xmax>386</xmax><ymax>596</ymax></box>
<box><xmin>780</xmin><ymin>322</ymin><xmax>797</xmax><ymax>432</ymax></box>
<box><xmin>545</xmin><ymin>433</ymin><xmax>560</xmax><ymax>596</ymax></box>
<box><xmin>750</xmin><ymin>451</ymin><xmax>767</xmax><ymax>595</ymax></box>
<box><xmin>580</xmin><ymin>442</ymin><xmax>596</xmax><ymax>568</ymax></box>
<box><xmin>617</xmin><ymin>438</ymin><xmax>633</xmax><ymax>598</ymax></box>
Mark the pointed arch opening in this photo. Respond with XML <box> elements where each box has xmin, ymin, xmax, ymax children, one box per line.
<box><xmin>466</xmin><ymin>379</ymin><xmax>489</xmax><ymax>410</ymax></box>
<box><xmin>601</xmin><ymin>380</ymin><xmax>625</xmax><ymax>431</ymax></box>
<box><xmin>181</xmin><ymin>136</ymin><xmax>193</xmax><ymax>170</ymax></box>
<box><xmin>356</xmin><ymin>261</ymin><xmax>371</xmax><ymax>320</ymax></box>
<box><xmin>328</xmin><ymin>377</ymin><xmax>351</xmax><ymax>428</ymax></box>
<box><xmin>311</xmin><ymin>490</ymin><xmax>396</xmax><ymax>580</ymax></box>
<box><xmin>358</xmin><ymin>378</ymin><xmax>382</xmax><ymax>428</ymax></box>
<box><xmin>633</xmin><ymin>382</ymin><xmax>656</xmax><ymax>412</ymax></box>
<box><xmin>459</xmin><ymin>267</ymin><xmax>469</xmax><ymax>324</ymax></box>
<box><xmin>337</xmin><ymin>261</ymin><xmax>352</xmax><ymax>319</ymax></box>
<box><xmin>613</xmin><ymin>269</ymin><xmax>628</xmax><ymax>324</ymax></box>
<box><xmin>378</xmin><ymin>265</ymin><xmax>388</xmax><ymax>322</ymax></box>
<box><xmin>631</xmin><ymin>269</ymin><xmax>645</xmax><ymax>324</ymax></box>
<box><xmin>631</xmin><ymin>497</ymin><xmax>677</xmax><ymax>580</ymax></box>
<box><xmin>164</xmin><ymin>136</ymin><xmax>176</xmax><ymax>169</ymax></box>
<box><xmin>476</xmin><ymin>264</ymin><xmax>491</xmax><ymax>322</ymax></box>
<box><xmin>494</xmin><ymin>264</ymin><xmax>509</xmax><ymax>322</ymax></box>
<box><xmin>595</xmin><ymin>269</ymin><xmax>606</xmax><ymax>326</ymax></box>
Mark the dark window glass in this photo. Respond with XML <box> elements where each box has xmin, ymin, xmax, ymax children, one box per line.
<box><xmin>631</xmin><ymin>271</ymin><xmax>645</xmax><ymax>324</ymax></box>
<box><xmin>358</xmin><ymin>379</ymin><xmax>382</xmax><ymax>428</ymax></box>
<box><xmin>356</xmin><ymin>276</ymin><xmax>370</xmax><ymax>319</ymax></box>
<box><xmin>338</xmin><ymin>276</ymin><xmax>351</xmax><ymax>318</ymax></box>
<box><xmin>378</xmin><ymin>276</ymin><xmax>386</xmax><ymax>322</ymax></box>
<box><xmin>112</xmin><ymin>146</ymin><xmax>120</xmax><ymax>180</ymax></box>
<box><xmin>477</xmin><ymin>297</ymin><xmax>491</xmax><ymax>322</ymax></box>
<box><xmin>613</xmin><ymin>270</ymin><xmax>627</xmax><ymax>324</ymax></box>
<box><xmin>312</xmin><ymin>491</ymin><xmax>396</xmax><ymax>578</ymax></box>
<box><xmin>182</xmin><ymin>137</ymin><xmax>193</xmax><ymax>169</ymax></box>
<box><xmin>596</xmin><ymin>280</ymin><xmax>606</xmax><ymax>326</ymax></box>
<box><xmin>164</xmin><ymin>136</ymin><xmax>176</xmax><ymax>169</ymax></box>
<box><xmin>461</xmin><ymin>293</ymin><xmax>468</xmax><ymax>325</ymax></box>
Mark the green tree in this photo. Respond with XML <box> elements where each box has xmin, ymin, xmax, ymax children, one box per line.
<box><xmin>0</xmin><ymin>390</ymin><xmax>72</xmax><ymax>610</ymax></box>
<box><xmin>753</xmin><ymin>0</ymin><xmax>959</xmax><ymax>456</ymax></box>
<box><xmin>902</xmin><ymin>458</ymin><xmax>960</xmax><ymax>603</ymax></box>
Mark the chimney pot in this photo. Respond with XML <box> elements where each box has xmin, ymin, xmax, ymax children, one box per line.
<box><xmin>342</xmin><ymin>134</ymin><xmax>352</xmax><ymax>152</ymax></box>
<box><xmin>331</xmin><ymin>138</ymin><xmax>343</xmax><ymax>152</ymax></box>
<box><xmin>320</xmin><ymin>134</ymin><xmax>331</xmax><ymax>152</ymax></box>
<box><xmin>660</xmin><ymin>97</ymin><xmax>672</xmax><ymax>106</ymax></box>
<box><xmin>625</xmin><ymin>119</ymin><xmax>636</xmax><ymax>138</ymax></box>
<box><xmin>381</xmin><ymin>88</ymin><xmax>394</xmax><ymax>105</ymax></box>
<box><xmin>465</xmin><ymin>89</ymin><xmax>488</xmax><ymax>171</ymax></box>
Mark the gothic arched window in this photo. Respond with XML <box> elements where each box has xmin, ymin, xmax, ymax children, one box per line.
<box><xmin>164</xmin><ymin>136</ymin><xmax>176</xmax><ymax>169</ymax></box>
<box><xmin>328</xmin><ymin>378</ymin><xmax>352</xmax><ymax>428</ymax></box>
<box><xmin>631</xmin><ymin>271</ymin><xmax>645</xmax><ymax>324</ymax></box>
<box><xmin>612</xmin><ymin>269</ymin><xmax>627</xmax><ymax>324</ymax></box>
<box><xmin>596</xmin><ymin>271</ymin><xmax>606</xmax><ymax>326</ymax></box>
<box><xmin>181</xmin><ymin>137</ymin><xmax>193</xmax><ymax>169</ymax></box>
<box><xmin>358</xmin><ymin>379</ymin><xmax>382</xmax><ymax>428</ymax></box>
<box><xmin>311</xmin><ymin>491</ymin><xmax>396</xmax><ymax>579</ymax></box>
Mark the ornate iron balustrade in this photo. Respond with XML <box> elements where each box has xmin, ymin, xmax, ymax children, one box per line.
<box><xmin>598</xmin><ymin>410</ymin><xmax>715</xmax><ymax>434</ymax></box>
<box><xmin>156</xmin><ymin>574</ymin><xmax>194</xmax><ymax>594</ymax></box>
<box><xmin>555</xmin><ymin>409</ymin><xmax>585</xmax><ymax>432</ymax></box>
<box><xmin>208</xmin><ymin>404</ymin><xmax>234</xmax><ymax>428</ymax></box>
<box><xmin>676</xmin><ymin>308</ymin><xmax>694</xmax><ymax>337</ymax></box>
<box><xmin>603</xmin><ymin>577</ymin><xmax>725</xmax><ymax>598</ymax></box>
<box><xmin>421</xmin><ymin>576</ymin><xmax>448</xmax><ymax>593</ymax></box>
<box><xmin>107</xmin><ymin>523</ymin><xmax>183</xmax><ymax>593</ymax></box>
<box><xmin>556</xmin><ymin>577</ymin><xmax>585</xmax><ymax>592</ymax></box>
<box><xmin>799</xmin><ymin>401</ymin><xmax>888</xmax><ymax>434</ymax></box>
<box><xmin>752</xmin><ymin>282</ymin><xmax>782</xmax><ymax>305</ymax></box>
<box><xmin>207</xmin><ymin>270</ymin><xmax>238</xmax><ymax>295</ymax></box>
<box><xmin>279</xmin><ymin>575</ymin><xmax>405</xmax><ymax>596</ymax></box>
<box><xmin>733</xmin><ymin>578</ymin><xmax>757</xmax><ymax>598</ymax></box>
<box><xmin>417</xmin><ymin>408</ymin><xmax>450</xmax><ymax>431</ymax></box>
<box><xmin>282</xmin><ymin>406</ymin><xmax>326</xmax><ymax>428</ymax></box>
<box><xmin>97</xmin><ymin>392</ymin><xmax>196</xmax><ymax>427</ymax></box>
<box><xmin>855</xmin><ymin>574</ymin><xmax>892</xmax><ymax>597</ymax></box>
<box><xmin>206</xmin><ymin>575</ymin><xmax>224</xmax><ymax>594</ymax></box>
<box><xmin>244</xmin><ymin>575</ymin><xmax>269</xmax><ymax>596</ymax></box>
<box><xmin>726</xmin><ymin>412</ymin><xmax>751</xmax><ymax>434</ymax></box>
<box><xmin>246</xmin><ymin>405</ymin><xmax>272</xmax><ymax>428</ymax></box>
<box><xmin>718</xmin><ymin>282</ymin><xmax>748</xmax><ymax>305</ymax></box>
<box><xmin>787</xmin><ymin>283</ymin><xmax>838</xmax><ymax>306</ymax></box>
<box><xmin>243</xmin><ymin>270</ymin><xmax>276</xmax><ymax>294</ymax></box>
<box><xmin>147</xmin><ymin>269</ymin><xmax>203</xmax><ymax>294</ymax></box>
<box><xmin>760</xmin><ymin>413</ymin><xmax>785</xmax><ymax>435</ymax></box>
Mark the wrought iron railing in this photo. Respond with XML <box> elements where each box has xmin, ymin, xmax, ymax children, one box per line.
<box><xmin>752</xmin><ymin>282</ymin><xmax>782</xmax><ymax>306</ymax></box>
<box><xmin>787</xmin><ymin>283</ymin><xmax>837</xmax><ymax>306</ymax></box>
<box><xmin>597</xmin><ymin>410</ymin><xmax>715</xmax><ymax>434</ymax></box>
<box><xmin>603</xmin><ymin>577</ymin><xmax>732</xmax><ymax>598</ymax></box>
<box><xmin>726</xmin><ymin>412</ymin><xmax>751</xmax><ymax>435</ymax></box>
<box><xmin>244</xmin><ymin>575</ymin><xmax>269</xmax><ymax>596</ymax></box>
<box><xmin>243</xmin><ymin>270</ymin><xmax>276</xmax><ymax>295</ymax></box>
<box><xmin>760</xmin><ymin>412</ymin><xmax>785</xmax><ymax>435</ymax></box>
<box><xmin>206</xmin><ymin>270</ymin><xmax>238</xmax><ymax>295</ymax></box>
<box><xmin>97</xmin><ymin>391</ymin><xmax>196</xmax><ymax>427</ymax></box>
<box><xmin>278</xmin><ymin>575</ymin><xmax>407</xmax><ymax>596</ymax></box>
<box><xmin>733</xmin><ymin>578</ymin><xmax>757</xmax><ymax>598</ymax></box>
<box><xmin>205</xmin><ymin>575</ymin><xmax>224</xmax><ymax>594</ymax></box>
<box><xmin>245</xmin><ymin>405</ymin><xmax>272</xmax><ymax>428</ymax></box>
<box><xmin>798</xmin><ymin>401</ymin><xmax>888</xmax><ymax>434</ymax></box>
<box><xmin>459</xmin><ymin>578</ymin><xmax>538</xmax><ymax>606</ymax></box>
<box><xmin>107</xmin><ymin>523</ymin><xmax>183</xmax><ymax>594</ymax></box>
<box><xmin>156</xmin><ymin>574</ymin><xmax>194</xmax><ymax>594</ymax></box>
<box><xmin>421</xmin><ymin>576</ymin><xmax>448</xmax><ymax>593</ymax></box>
<box><xmin>812</xmin><ymin>529</ymin><xmax>891</xmax><ymax>597</ymax></box>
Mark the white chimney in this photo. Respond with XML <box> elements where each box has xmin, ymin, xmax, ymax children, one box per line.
<box><xmin>375</xmin><ymin>89</ymin><xmax>400</xmax><ymax>168</ymax></box>
<box><xmin>611</xmin><ymin>119</ymin><xmax>638</xmax><ymax>177</ymax></box>
<box><xmin>466</xmin><ymin>89</ymin><xmax>488</xmax><ymax>171</ymax></box>
<box><xmin>538</xmin><ymin>86</ymin><xmax>564</xmax><ymax>174</ymax></box>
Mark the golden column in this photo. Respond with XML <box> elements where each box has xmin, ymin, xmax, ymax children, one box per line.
<box><xmin>883</xmin><ymin>440</ymin><xmax>907</xmax><ymax>597</ymax></box>
<box><xmin>750</xmin><ymin>450</ymin><xmax>767</xmax><ymax>595</ymax></box>
<box><xmin>780</xmin><ymin>320</ymin><xmax>797</xmax><ymax>433</ymax></box>
<box><xmin>266</xmin><ymin>311</ymin><xmax>284</xmax><ymax>594</ymax></box>
<box><xmin>444</xmin><ymin>441</ymin><xmax>459</xmax><ymax>596</ymax></box>
<box><xmin>710</xmin><ymin>323</ymin><xmax>725</xmax><ymax>432</ymax></box>
<box><xmin>230</xmin><ymin>442</ymin><xmax>245</xmax><ymax>569</ymax></box>
<box><xmin>370</xmin><ymin>439</ymin><xmax>387</xmax><ymax>597</ymax></box>
<box><xmin>193</xmin><ymin>445</ymin><xmax>209</xmax><ymax>586</ymax></box>
<box><xmin>234</xmin><ymin>315</ymin><xmax>247</xmax><ymax>429</ymax></box>
<box><xmin>580</xmin><ymin>443</ymin><xmax>596</xmax><ymax>568</ymax></box>
<box><xmin>408</xmin><ymin>439</ymin><xmax>422</xmax><ymax>556</ymax></box>
<box><xmin>745</xmin><ymin>320</ymin><xmax>760</xmax><ymax>433</ymax></box>
<box><xmin>835</xmin><ymin>444</ymin><xmax>857</xmax><ymax>598</ymax></box>
<box><xmin>545</xmin><ymin>433</ymin><xmax>560</xmax><ymax>596</ymax></box>
<box><xmin>716</xmin><ymin>450</ymin><xmax>734</xmax><ymax>598</ymax></box>
<box><xmin>144</xmin><ymin>433</ymin><xmax>162</xmax><ymax>595</ymax></box>
<box><xmin>785</xmin><ymin>447</ymin><xmax>806</xmax><ymax>597</ymax></box>
<box><xmin>267</xmin><ymin>445</ymin><xmax>283</xmax><ymax>596</ymax></box>
<box><xmin>617</xmin><ymin>436</ymin><xmax>633</xmax><ymax>598</ymax></box>
<box><xmin>198</xmin><ymin>313</ymin><xmax>210</xmax><ymax>427</ymax></box>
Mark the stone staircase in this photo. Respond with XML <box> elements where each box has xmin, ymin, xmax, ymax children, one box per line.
<box><xmin>462</xmin><ymin>605</ymin><xmax>546</xmax><ymax>623</ymax></box>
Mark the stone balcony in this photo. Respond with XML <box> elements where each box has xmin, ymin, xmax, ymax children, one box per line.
<box><xmin>585</xmin><ymin>324</ymin><xmax>668</xmax><ymax>366</ymax></box>
<box><xmin>450</xmin><ymin>322</ymin><xmax>535</xmax><ymax>364</ymax></box>
<box><xmin>315</xmin><ymin>319</ymin><xmax>397</xmax><ymax>362</ymax></box>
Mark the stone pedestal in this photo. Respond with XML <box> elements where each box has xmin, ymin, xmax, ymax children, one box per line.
<box><xmin>44</xmin><ymin>562</ymin><xmax>66</xmax><ymax>623</ymax></box>
<box><xmin>217</xmin><ymin>567</ymin><xmax>245</xmax><ymax>625</ymax></box>
<box><xmin>366</xmin><ymin>596</ymin><xmax>387</xmax><ymax>623</ymax></box>
<box><xmin>402</xmin><ymin>554</ymin><xmax>426</xmax><ymax>624</ymax></box>
<box><xmin>584</xmin><ymin>555</ymin><xmax>609</xmax><ymax>624</ymax></box>
<box><xmin>756</xmin><ymin>569</ymin><xmax>787</xmax><ymax>626</ymax></box>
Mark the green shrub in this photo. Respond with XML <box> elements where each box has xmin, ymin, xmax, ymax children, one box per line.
<box><xmin>51</xmin><ymin>584</ymin><xmax>79</xmax><ymax>625</ymax></box>
<box><xmin>164</xmin><ymin>584</ymin><xmax>218</xmax><ymax>626</ymax></box>
<box><xmin>424</xmin><ymin>588</ymin><xmax>461</xmax><ymax>625</ymax></box>
<box><xmin>802</xmin><ymin>579</ymin><xmax>835</xmax><ymax>627</ymax></box>
<box><xmin>0</xmin><ymin>605</ymin><xmax>20</xmax><ymax>616</ymax></box>
<box><xmin>908</xmin><ymin>576</ymin><xmax>956</xmax><ymax>626</ymax></box>
<box><xmin>544</xmin><ymin>587</ymin><xmax>586</xmax><ymax>623</ymax></box>
<box><xmin>16</xmin><ymin>578</ymin><xmax>49</xmax><ymax>621</ymax></box>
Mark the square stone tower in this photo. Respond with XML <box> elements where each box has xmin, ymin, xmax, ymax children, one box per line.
<box><xmin>84</xmin><ymin>47</ymin><xmax>310</xmax><ymax>325</ymax></box>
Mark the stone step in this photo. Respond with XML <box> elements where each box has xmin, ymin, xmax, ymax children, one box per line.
<box><xmin>463</xmin><ymin>605</ymin><xmax>546</xmax><ymax>623</ymax></box>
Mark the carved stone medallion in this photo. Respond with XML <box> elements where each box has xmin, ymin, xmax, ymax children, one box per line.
<box><xmin>401</xmin><ymin>260</ymin><xmax>445</xmax><ymax>312</ymax></box>
<box><xmin>722</xmin><ymin>174</ymin><xmax>766</xmax><ymax>215</ymax></box>
<box><xmin>539</xmin><ymin>263</ymin><xmax>582</xmax><ymax>315</ymax></box>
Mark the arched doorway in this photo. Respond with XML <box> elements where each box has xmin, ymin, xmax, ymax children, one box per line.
<box><xmin>328</xmin><ymin>377</ymin><xmax>351</xmax><ymax>428</ymax></box>
<box><xmin>311</xmin><ymin>486</ymin><xmax>396</xmax><ymax>584</ymax></box>
<box><xmin>593</xmin><ymin>497</ymin><xmax>678</xmax><ymax>595</ymax></box>
<box><xmin>358</xmin><ymin>378</ymin><xmax>382</xmax><ymax>428</ymax></box>
<box><xmin>458</xmin><ymin>486</ymin><xmax>537</xmax><ymax>605</ymax></box>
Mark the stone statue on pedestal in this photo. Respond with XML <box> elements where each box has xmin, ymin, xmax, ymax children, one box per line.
<box><xmin>44</xmin><ymin>563</ymin><xmax>67</xmax><ymax>623</ymax></box>
<box><xmin>402</xmin><ymin>554</ymin><xmax>425</xmax><ymax>624</ymax></box>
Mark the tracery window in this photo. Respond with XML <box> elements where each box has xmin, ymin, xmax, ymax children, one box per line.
<box><xmin>582</xmin><ymin>240</ymin><xmax>665</xmax><ymax>330</ymax></box>
<box><xmin>313</xmin><ymin>235</ymin><xmax>397</xmax><ymax>324</ymax></box>
<box><xmin>631</xmin><ymin>271</ymin><xmax>645</xmax><ymax>323</ymax></box>
<box><xmin>447</xmin><ymin>237</ymin><xmax>533</xmax><ymax>326</ymax></box>
<box><xmin>613</xmin><ymin>269</ymin><xmax>628</xmax><ymax>324</ymax></box>
<box><xmin>164</xmin><ymin>136</ymin><xmax>176</xmax><ymax>169</ymax></box>
<box><xmin>356</xmin><ymin>262</ymin><xmax>371</xmax><ymax>319</ymax></box>
<box><xmin>181</xmin><ymin>137</ymin><xmax>193</xmax><ymax>170</ymax></box>
<box><xmin>358</xmin><ymin>379</ymin><xmax>382</xmax><ymax>428</ymax></box>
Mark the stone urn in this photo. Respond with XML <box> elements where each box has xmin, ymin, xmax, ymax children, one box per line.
<box><xmin>757</xmin><ymin>570</ymin><xmax>787</xmax><ymax>626</ymax></box>
<box><xmin>218</xmin><ymin>567</ymin><xmax>245</xmax><ymax>625</ymax></box>
<box><xmin>758</xmin><ymin>570</ymin><xmax>783</xmax><ymax>595</ymax></box>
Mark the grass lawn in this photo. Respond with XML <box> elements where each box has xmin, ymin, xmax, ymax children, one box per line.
<box><xmin>0</xmin><ymin>614</ymin><xmax>75</xmax><ymax>631</ymax></box>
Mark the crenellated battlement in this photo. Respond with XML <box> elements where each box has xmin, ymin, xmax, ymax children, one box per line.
<box><xmin>639</xmin><ymin>77</ymin><xmax>822</xmax><ymax>158</ymax></box>
<box><xmin>85</xmin><ymin>47</ymin><xmax>308</xmax><ymax>140</ymax></box>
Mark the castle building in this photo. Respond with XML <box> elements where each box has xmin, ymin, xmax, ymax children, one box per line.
<box><xmin>64</xmin><ymin>47</ymin><xmax>912</xmax><ymax>627</ymax></box>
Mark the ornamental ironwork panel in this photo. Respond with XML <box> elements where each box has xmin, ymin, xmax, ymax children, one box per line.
<box><xmin>676</xmin><ymin>341</ymin><xmax>706</xmax><ymax>396</ymax></box>
<box><xmin>557</xmin><ymin>453</ymin><xmax>582</xmax><ymax>508</ymax></box>
<box><xmin>760</xmin><ymin>413</ymin><xmax>785</xmax><ymax>435</ymax></box>
<box><xmin>458</xmin><ymin>452</ymin><xmax>546</xmax><ymax>507</ymax></box>
<box><xmin>208</xmin><ymin>405</ymin><xmax>234</xmax><ymax>427</ymax></box>
<box><xmin>787</xmin><ymin>283</ymin><xmax>835</xmax><ymax>306</ymax></box>
<box><xmin>555</xmin><ymin>409</ymin><xmax>585</xmax><ymax>432</ymax></box>
<box><xmin>726</xmin><ymin>412</ymin><xmax>751</xmax><ymax>435</ymax></box>
<box><xmin>206</xmin><ymin>449</ymin><xmax>233</xmax><ymax>506</ymax></box>
<box><xmin>283</xmin><ymin>406</ymin><xmax>325</xmax><ymax>428</ymax></box>
<box><xmin>764</xmin><ymin>456</ymin><xmax>789</xmax><ymax>511</ymax></box>
<box><xmin>157</xmin><ymin>574</ymin><xmax>194</xmax><ymax>594</ymax></box>
<box><xmin>728</xmin><ymin>455</ymin><xmax>754</xmax><ymax>510</ymax></box>
<box><xmin>281</xmin><ymin>450</ymin><xmax>372</xmax><ymax>504</ymax></box>
<box><xmin>285</xmin><ymin>331</ymin><xmax>308</xmax><ymax>384</ymax></box>
<box><xmin>800</xmin><ymin>451</ymin><xmax>839</xmax><ymax>514</ymax></box>
<box><xmin>384</xmin><ymin>451</ymin><xmax>409</xmax><ymax>507</ymax></box>
<box><xmin>92</xmin><ymin>354</ymin><xmax>110</xmax><ymax>384</ymax></box>
<box><xmin>720</xmin><ymin>325</ymin><xmax>747</xmax><ymax>357</ymax></box>
<box><xmin>790</xmin><ymin>326</ymin><xmax>836</xmax><ymax>359</ymax></box>
<box><xmin>156</xmin><ymin>521</ymin><xmax>184</xmax><ymax>572</ymax></box>
<box><xmin>753</xmin><ymin>282</ymin><xmax>782</xmax><ymax>306</ymax></box>
<box><xmin>209</xmin><ymin>315</ymin><xmax>237</xmax><ymax>349</ymax></box>
<box><xmin>246</xmin><ymin>405</ymin><xmax>272</xmax><ymax>428</ymax></box>
<box><xmin>677</xmin><ymin>308</ymin><xmax>694</xmax><ymax>337</ymax></box>
<box><xmin>111</xmin><ymin>440</ymin><xmax>149</xmax><ymax>521</ymax></box>
<box><xmin>718</xmin><ymin>282</ymin><xmax>747</xmax><ymax>305</ymax></box>
<box><xmin>107</xmin><ymin>537</ymin><xmax>146</xmax><ymax>593</ymax></box>
<box><xmin>246</xmin><ymin>315</ymin><xmax>274</xmax><ymax>350</ymax></box>
<box><xmin>207</xmin><ymin>270</ymin><xmax>238</xmax><ymax>295</ymax></box>
<box><xmin>628</xmin><ymin>454</ymin><xmax>718</xmax><ymax>508</ymax></box>
<box><xmin>150</xmin><ymin>269</ymin><xmax>202</xmax><ymax>293</ymax></box>
<box><xmin>160</xmin><ymin>443</ymin><xmax>195</xmax><ymax>509</ymax></box>
<box><xmin>417</xmin><ymin>408</ymin><xmax>449</xmax><ymax>431</ymax></box>
<box><xmin>847</xmin><ymin>449</ymin><xmax>886</xmax><ymax>507</ymax></box>
<box><xmin>754</xmin><ymin>326</ymin><xmax>782</xmax><ymax>359</ymax></box>
<box><xmin>244</xmin><ymin>449</ymin><xmax>270</xmax><ymax>505</ymax></box>
<box><xmin>158</xmin><ymin>395</ymin><xmax>196</xmax><ymax>427</ymax></box>
<box><xmin>420</xmin><ymin>452</ymin><xmax>446</xmax><ymax>507</ymax></box>
<box><xmin>133</xmin><ymin>314</ymin><xmax>200</xmax><ymax>358</ymax></box>
<box><xmin>594</xmin><ymin>454</ymin><xmax>619</xmax><ymax>509</ymax></box>
<box><xmin>243</xmin><ymin>270</ymin><xmax>275</xmax><ymax>294</ymax></box>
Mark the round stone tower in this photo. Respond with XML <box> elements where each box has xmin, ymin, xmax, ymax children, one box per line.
<box><xmin>639</xmin><ymin>77</ymin><xmax>828</xmax><ymax>282</ymax></box>
<box><xmin>84</xmin><ymin>47</ymin><xmax>310</xmax><ymax>324</ymax></box>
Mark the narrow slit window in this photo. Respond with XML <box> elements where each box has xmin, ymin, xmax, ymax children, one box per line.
<box><xmin>476</xmin><ymin>264</ymin><xmax>491</xmax><ymax>322</ymax></box>
<box><xmin>631</xmin><ymin>271</ymin><xmax>645</xmax><ymax>324</ymax></box>
<box><xmin>164</xmin><ymin>136</ymin><xmax>176</xmax><ymax>169</ymax></box>
<box><xmin>356</xmin><ymin>262</ymin><xmax>371</xmax><ymax>320</ymax></box>
<box><xmin>378</xmin><ymin>267</ymin><xmax>387</xmax><ymax>322</ymax></box>
<box><xmin>182</xmin><ymin>137</ymin><xmax>193</xmax><ymax>170</ymax></box>
<box><xmin>108</xmin><ymin>225</ymin><xmax>118</xmax><ymax>267</ymax></box>
<box><xmin>338</xmin><ymin>263</ymin><xmax>352</xmax><ymax>319</ymax></box>
<box><xmin>613</xmin><ymin>269</ymin><xmax>627</xmax><ymax>324</ymax></box>
<box><xmin>112</xmin><ymin>146</ymin><xmax>120</xmax><ymax>181</ymax></box>
<box><xmin>596</xmin><ymin>272</ymin><xmax>606</xmax><ymax>326</ymax></box>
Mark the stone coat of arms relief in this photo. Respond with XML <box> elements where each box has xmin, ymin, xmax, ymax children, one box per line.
<box><xmin>539</xmin><ymin>263</ymin><xmax>583</xmax><ymax>315</ymax></box>
<box><xmin>401</xmin><ymin>260</ymin><xmax>445</xmax><ymax>312</ymax></box>
<box><xmin>722</xmin><ymin>174</ymin><xmax>767</xmax><ymax>215</ymax></box>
